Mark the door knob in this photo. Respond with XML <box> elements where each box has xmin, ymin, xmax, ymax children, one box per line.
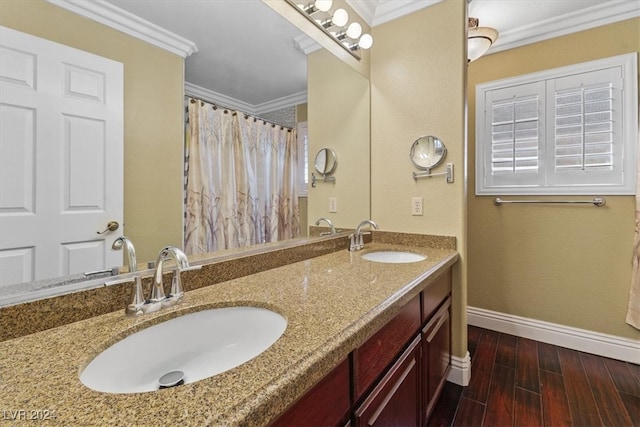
<box><xmin>97</xmin><ymin>221</ymin><xmax>120</xmax><ymax>234</ymax></box>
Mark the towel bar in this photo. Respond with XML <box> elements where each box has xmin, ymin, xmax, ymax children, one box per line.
<box><xmin>493</xmin><ymin>197</ymin><xmax>606</xmax><ymax>207</ymax></box>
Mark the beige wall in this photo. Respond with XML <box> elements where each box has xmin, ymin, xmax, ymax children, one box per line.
<box><xmin>468</xmin><ymin>18</ymin><xmax>640</xmax><ymax>340</ymax></box>
<box><xmin>370</xmin><ymin>1</ymin><xmax>468</xmax><ymax>358</ymax></box>
<box><xmin>0</xmin><ymin>0</ymin><xmax>185</xmax><ymax>263</ymax></box>
<box><xmin>308</xmin><ymin>49</ymin><xmax>371</xmax><ymax>228</ymax></box>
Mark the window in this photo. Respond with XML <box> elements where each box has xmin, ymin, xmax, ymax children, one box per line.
<box><xmin>476</xmin><ymin>53</ymin><xmax>637</xmax><ymax>195</ymax></box>
<box><xmin>297</xmin><ymin>121</ymin><xmax>308</xmax><ymax>195</ymax></box>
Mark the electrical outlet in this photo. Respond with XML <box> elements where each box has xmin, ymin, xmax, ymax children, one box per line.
<box><xmin>411</xmin><ymin>197</ymin><xmax>423</xmax><ymax>216</ymax></box>
<box><xmin>329</xmin><ymin>197</ymin><xmax>338</xmax><ymax>213</ymax></box>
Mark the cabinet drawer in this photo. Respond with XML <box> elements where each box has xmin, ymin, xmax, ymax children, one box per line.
<box><xmin>353</xmin><ymin>295</ymin><xmax>421</xmax><ymax>400</ymax></box>
<box><xmin>270</xmin><ymin>358</ymin><xmax>350</xmax><ymax>427</ymax></box>
<box><xmin>422</xmin><ymin>268</ymin><xmax>452</xmax><ymax>323</ymax></box>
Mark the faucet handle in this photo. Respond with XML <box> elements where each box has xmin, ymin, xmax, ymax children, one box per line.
<box><xmin>125</xmin><ymin>276</ymin><xmax>146</xmax><ymax>316</ymax></box>
<box><xmin>169</xmin><ymin>271</ymin><xmax>183</xmax><ymax>301</ymax></box>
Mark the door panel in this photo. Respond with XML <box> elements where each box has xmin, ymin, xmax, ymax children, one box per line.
<box><xmin>0</xmin><ymin>26</ymin><xmax>123</xmax><ymax>287</ymax></box>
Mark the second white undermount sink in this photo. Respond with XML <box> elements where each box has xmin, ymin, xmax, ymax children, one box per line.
<box><xmin>361</xmin><ymin>251</ymin><xmax>427</xmax><ymax>264</ymax></box>
<box><xmin>79</xmin><ymin>306</ymin><xmax>287</xmax><ymax>394</ymax></box>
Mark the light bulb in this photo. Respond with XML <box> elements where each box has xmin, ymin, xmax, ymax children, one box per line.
<box><xmin>346</xmin><ymin>22</ymin><xmax>362</xmax><ymax>39</ymax></box>
<box><xmin>332</xmin><ymin>8</ymin><xmax>349</xmax><ymax>27</ymax></box>
<box><xmin>358</xmin><ymin>33</ymin><xmax>373</xmax><ymax>49</ymax></box>
<box><xmin>314</xmin><ymin>0</ymin><xmax>332</xmax><ymax>12</ymax></box>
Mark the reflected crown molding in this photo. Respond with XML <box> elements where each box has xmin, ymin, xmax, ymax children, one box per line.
<box><xmin>293</xmin><ymin>34</ymin><xmax>323</xmax><ymax>56</ymax></box>
<box><xmin>45</xmin><ymin>0</ymin><xmax>198</xmax><ymax>58</ymax></box>
<box><xmin>185</xmin><ymin>82</ymin><xmax>307</xmax><ymax>116</ymax></box>
<box><xmin>346</xmin><ymin>0</ymin><xmax>444</xmax><ymax>27</ymax></box>
<box><xmin>488</xmin><ymin>0</ymin><xmax>640</xmax><ymax>55</ymax></box>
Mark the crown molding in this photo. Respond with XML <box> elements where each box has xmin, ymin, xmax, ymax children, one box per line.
<box><xmin>255</xmin><ymin>91</ymin><xmax>308</xmax><ymax>115</ymax></box>
<box><xmin>293</xmin><ymin>34</ymin><xmax>323</xmax><ymax>56</ymax></box>
<box><xmin>185</xmin><ymin>82</ymin><xmax>307</xmax><ymax>116</ymax></box>
<box><xmin>489</xmin><ymin>0</ymin><xmax>640</xmax><ymax>55</ymax></box>
<box><xmin>346</xmin><ymin>0</ymin><xmax>444</xmax><ymax>27</ymax></box>
<box><xmin>45</xmin><ymin>0</ymin><xmax>197</xmax><ymax>58</ymax></box>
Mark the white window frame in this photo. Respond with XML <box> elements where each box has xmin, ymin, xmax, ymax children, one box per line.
<box><xmin>476</xmin><ymin>53</ymin><xmax>638</xmax><ymax>195</ymax></box>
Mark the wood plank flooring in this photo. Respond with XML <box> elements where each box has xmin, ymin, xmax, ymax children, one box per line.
<box><xmin>428</xmin><ymin>326</ymin><xmax>640</xmax><ymax>427</ymax></box>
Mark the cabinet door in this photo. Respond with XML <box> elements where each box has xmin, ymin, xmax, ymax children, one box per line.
<box><xmin>355</xmin><ymin>336</ymin><xmax>421</xmax><ymax>427</ymax></box>
<box><xmin>270</xmin><ymin>358</ymin><xmax>350</xmax><ymax>427</ymax></box>
<box><xmin>422</xmin><ymin>298</ymin><xmax>451</xmax><ymax>422</ymax></box>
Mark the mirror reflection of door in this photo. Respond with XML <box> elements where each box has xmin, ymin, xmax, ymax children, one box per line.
<box><xmin>0</xmin><ymin>27</ymin><xmax>124</xmax><ymax>287</ymax></box>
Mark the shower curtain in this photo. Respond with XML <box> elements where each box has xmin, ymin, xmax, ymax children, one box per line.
<box><xmin>184</xmin><ymin>98</ymin><xmax>299</xmax><ymax>254</ymax></box>
<box><xmin>626</xmin><ymin>162</ymin><xmax>640</xmax><ymax>330</ymax></box>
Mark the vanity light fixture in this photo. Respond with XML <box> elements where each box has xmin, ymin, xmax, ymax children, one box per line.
<box><xmin>287</xmin><ymin>0</ymin><xmax>372</xmax><ymax>60</ymax></box>
<box><xmin>467</xmin><ymin>17</ymin><xmax>498</xmax><ymax>62</ymax></box>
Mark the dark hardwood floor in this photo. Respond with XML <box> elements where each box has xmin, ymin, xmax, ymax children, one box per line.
<box><xmin>428</xmin><ymin>326</ymin><xmax>640</xmax><ymax>427</ymax></box>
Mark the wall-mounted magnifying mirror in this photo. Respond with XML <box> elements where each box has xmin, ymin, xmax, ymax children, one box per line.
<box><xmin>312</xmin><ymin>148</ymin><xmax>337</xmax><ymax>187</ymax></box>
<box><xmin>315</xmin><ymin>148</ymin><xmax>337</xmax><ymax>175</ymax></box>
<box><xmin>410</xmin><ymin>135</ymin><xmax>446</xmax><ymax>172</ymax></box>
<box><xmin>410</xmin><ymin>135</ymin><xmax>454</xmax><ymax>183</ymax></box>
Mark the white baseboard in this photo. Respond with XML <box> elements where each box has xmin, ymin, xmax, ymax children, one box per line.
<box><xmin>468</xmin><ymin>306</ymin><xmax>640</xmax><ymax>364</ymax></box>
<box><xmin>447</xmin><ymin>351</ymin><xmax>471</xmax><ymax>386</ymax></box>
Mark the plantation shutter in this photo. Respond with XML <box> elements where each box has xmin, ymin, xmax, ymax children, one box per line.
<box><xmin>476</xmin><ymin>53</ymin><xmax>635</xmax><ymax>195</ymax></box>
<box><xmin>547</xmin><ymin>66</ymin><xmax>624</xmax><ymax>188</ymax></box>
<box><xmin>482</xmin><ymin>81</ymin><xmax>545</xmax><ymax>190</ymax></box>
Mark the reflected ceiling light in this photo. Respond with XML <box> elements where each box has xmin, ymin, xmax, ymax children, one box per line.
<box><xmin>286</xmin><ymin>0</ymin><xmax>372</xmax><ymax>60</ymax></box>
<box><xmin>314</xmin><ymin>0</ymin><xmax>332</xmax><ymax>12</ymax></box>
<box><xmin>468</xmin><ymin>17</ymin><xmax>498</xmax><ymax>62</ymax></box>
<box><xmin>332</xmin><ymin>8</ymin><xmax>349</xmax><ymax>27</ymax></box>
<box><xmin>346</xmin><ymin>22</ymin><xmax>362</xmax><ymax>39</ymax></box>
<box><xmin>358</xmin><ymin>33</ymin><xmax>373</xmax><ymax>50</ymax></box>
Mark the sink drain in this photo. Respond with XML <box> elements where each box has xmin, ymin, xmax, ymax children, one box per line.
<box><xmin>158</xmin><ymin>370</ymin><xmax>185</xmax><ymax>389</ymax></box>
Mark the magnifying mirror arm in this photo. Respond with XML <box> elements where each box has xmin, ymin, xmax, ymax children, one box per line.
<box><xmin>412</xmin><ymin>163</ymin><xmax>454</xmax><ymax>183</ymax></box>
<box><xmin>311</xmin><ymin>172</ymin><xmax>336</xmax><ymax>187</ymax></box>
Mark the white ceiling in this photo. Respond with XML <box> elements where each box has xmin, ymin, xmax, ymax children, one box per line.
<box><xmin>89</xmin><ymin>0</ymin><xmax>638</xmax><ymax>112</ymax></box>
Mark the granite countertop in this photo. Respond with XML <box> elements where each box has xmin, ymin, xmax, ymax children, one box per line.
<box><xmin>0</xmin><ymin>242</ymin><xmax>458</xmax><ymax>426</ymax></box>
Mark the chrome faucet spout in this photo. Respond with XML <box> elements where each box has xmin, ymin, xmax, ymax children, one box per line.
<box><xmin>150</xmin><ymin>246</ymin><xmax>189</xmax><ymax>303</ymax></box>
<box><xmin>112</xmin><ymin>236</ymin><xmax>137</xmax><ymax>273</ymax></box>
<box><xmin>355</xmin><ymin>220</ymin><xmax>378</xmax><ymax>236</ymax></box>
<box><xmin>315</xmin><ymin>217</ymin><xmax>337</xmax><ymax>235</ymax></box>
<box><xmin>350</xmin><ymin>220</ymin><xmax>379</xmax><ymax>251</ymax></box>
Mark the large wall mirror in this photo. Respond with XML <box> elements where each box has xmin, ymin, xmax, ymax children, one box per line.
<box><xmin>0</xmin><ymin>0</ymin><xmax>371</xmax><ymax>304</ymax></box>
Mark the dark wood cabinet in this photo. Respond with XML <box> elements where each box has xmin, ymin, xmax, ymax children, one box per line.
<box><xmin>354</xmin><ymin>335</ymin><xmax>421</xmax><ymax>427</ymax></box>
<box><xmin>271</xmin><ymin>267</ymin><xmax>453</xmax><ymax>427</ymax></box>
<box><xmin>353</xmin><ymin>295</ymin><xmax>421</xmax><ymax>400</ymax></box>
<box><xmin>270</xmin><ymin>358</ymin><xmax>350</xmax><ymax>427</ymax></box>
<box><xmin>422</xmin><ymin>297</ymin><xmax>451</xmax><ymax>422</ymax></box>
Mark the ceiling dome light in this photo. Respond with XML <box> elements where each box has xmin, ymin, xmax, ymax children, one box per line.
<box><xmin>314</xmin><ymin>0</ymin><xmax>332</xmax><ymax>12</ymax></box>
<box><xmin>346</xmin><ymin>22</ymin><xmax>362</xmax><ymax>39</ymax></box>
<box><xmin>332</xmin><ymin>8</ymin><xmax>349</xmax><ymax>27</ymax></box>
<box><xmin>467</xmin><ymin>17</ymin><xmax>498</xmax><ymax>62</ymax></box>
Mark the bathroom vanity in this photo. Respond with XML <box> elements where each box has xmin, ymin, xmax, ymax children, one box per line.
<box><xmin>0</xmin><ymin>233</ymin><xmax>457</xmax><ymax>426</ymax></box>
<box><xmin>272</xmin><ymin>269</ymin><xmax>452</xmax><ymax>426</ymax></box>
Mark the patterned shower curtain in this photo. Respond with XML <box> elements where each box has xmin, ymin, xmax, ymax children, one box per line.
<box><xmin>184</xmin><ymin>98</ymin><xmax>299</xmax><ymax>254</ymax></box>
<box><xmin>626</xmin><ymin>163</ymin><xmax>640</xmax><ymax>330</ymax></box>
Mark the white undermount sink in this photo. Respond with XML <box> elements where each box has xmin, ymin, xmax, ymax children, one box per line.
<box><xmin>80</xmin><ymin>306</ymin><xmax>287</xmax><ymax>394</ymax></box>
<box><xmin>361</xmin><ymin>251</ymin><xmax>427</xmax><ymax>264</ymax></box>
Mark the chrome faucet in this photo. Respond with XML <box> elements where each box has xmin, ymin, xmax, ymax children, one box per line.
<box><xmin>112</xmin><ymin>236</ymin><xmax>137</xmax><ymax>273</ymax></box>
<box><xmin>350</xmin><ymin>220</ymin><xmax>379</xmax><ymax>251</ymax></box>
<box><xmin>111</xmin><ymin>236</ymin><xmax>146</xmax><ymax>315</ymax></box>
<box><xmin>118</xmin><ymin>245</ymin><xmax>200</xmax><ymax>316</ymax></box>
<box><xmin>315</xmin><ymin>217</ymin><xmax>337</xmax><ymax>235</ymax></box>
<box><xmin>150</xmin><ymin>246</ymin><xmax>190</xmax><ymax>303</ymax></box>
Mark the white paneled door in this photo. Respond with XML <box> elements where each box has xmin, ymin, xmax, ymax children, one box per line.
<box><xmin>0</xmin><ymin>26</ymin><xmax>123</xmax><ymax>287</ymax></box>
